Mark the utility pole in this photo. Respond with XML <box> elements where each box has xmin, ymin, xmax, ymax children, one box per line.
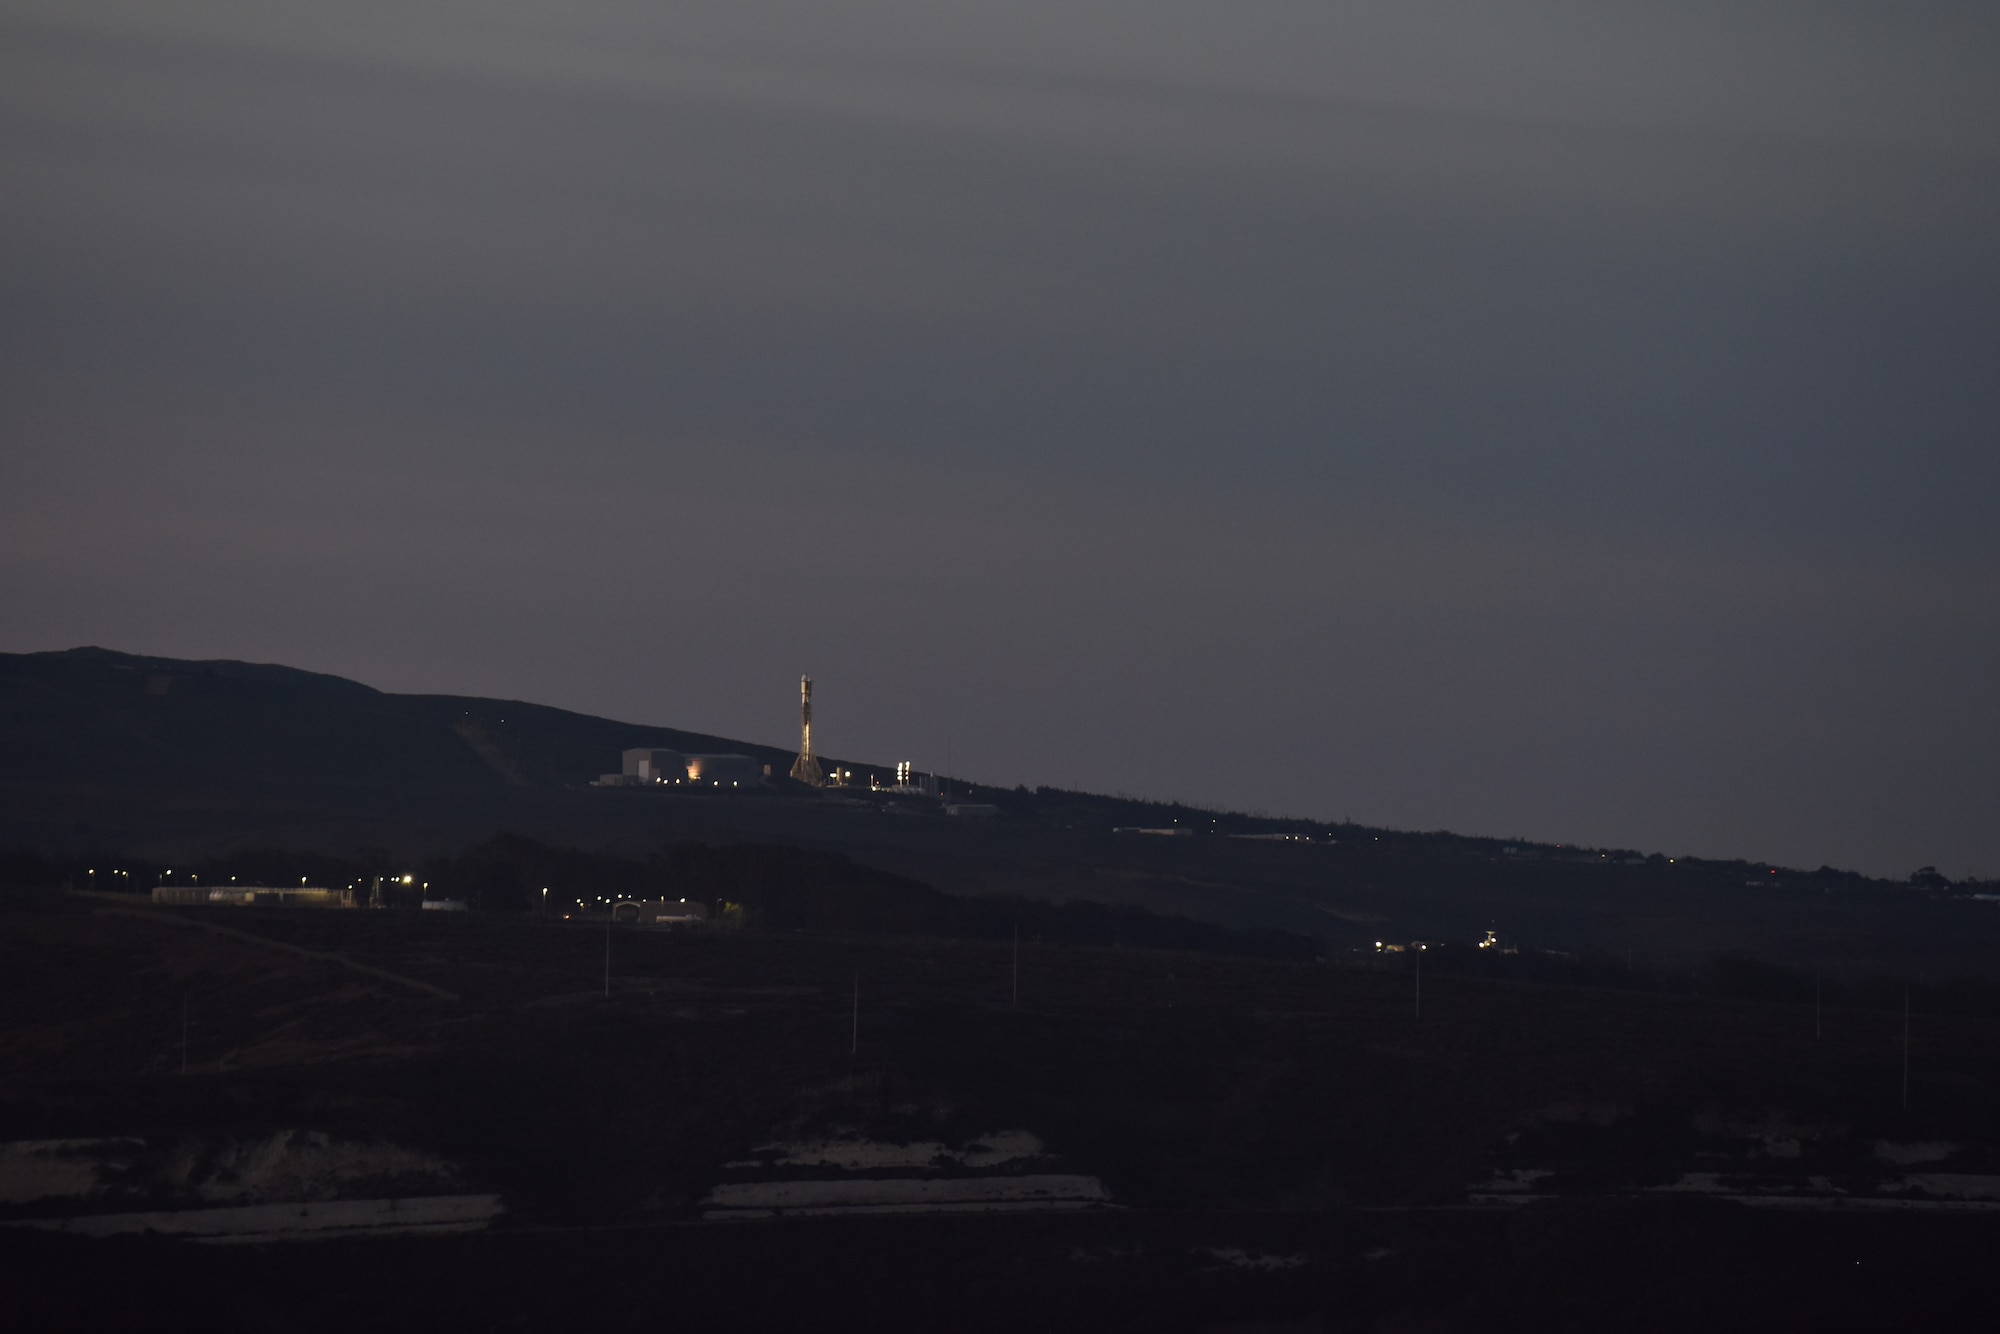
<box><xmin>1414</xmin><ymin>948</ymin><xmax>1422</xmax><ymax>1022</ymax></box>
<box><xmin>180</xmin><ymin>993</ymin><xmax>188</xmax><ymax>1075</ymax></box>
<box><xmin>851</xmin><ymin>973</ymin><xmax>859</xmax><ymax>1056</ymax></box>
<box><xmin>604</xmin><ymin>909</ymin><xmax>612</xmax><ymax>1000</ymax></box>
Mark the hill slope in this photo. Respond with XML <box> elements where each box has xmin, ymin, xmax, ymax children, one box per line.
<box><xmin>0</xmin><ymin>646</ymin><xmax>795</xmax><ymax>795</ymax></box>
<box><xmin>6</xmin><ymin>647</ymin><xmax>1998</xmax><ymax>982</ymax></box>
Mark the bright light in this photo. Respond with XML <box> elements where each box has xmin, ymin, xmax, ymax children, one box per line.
<box><xmin>401</xmin><ymin>875</ymin><xmax>413</xmax><ymax>885</ymax></box>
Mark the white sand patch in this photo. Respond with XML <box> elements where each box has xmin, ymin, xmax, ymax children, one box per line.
<box><xmin>1196</xmin><ymin>1246</ymin><xmax>1305</xmax><ymax>1271</ymax></box>
<box><xmin>0</xmin><ymin>1139</ymin><xmax>145</xmax><ymax>1205</ymax></box>
<box><xmin>703</xmin><ymin>1173</ymin><xmax>1108</xmax><ymax>1219</ymax></box>
<box><xmin>1468</xmin><ymin>1169</ymin><xmax>1552</xmax><ymax>1195</ymax></box>
<box><xmin>1653</xmin><ymin>1172</ymin><xmax>1729</xmax><ymax>1194</ymax></box>
<box><xmin>961</xmin><ymin>1131</ymin><xmax>1045</xmax><ymax>1168</ymax></box>
<box><xmin>1638</xmin><ymin>1171</ymin><xmax>2000</xmax><ymax>1212</ymax></box>
<box><xmin>1888</xmin><ymin>1173</ymin><xmax>2000</xmax><ymax>1201</ymax></box>
<box><xmin>1728</xmin><ymin>1195</ymin><xmax>2000</xmax><ymax>1213</ymax></box>
<box><xmin>3</xmin><ymin>1131</ymin><xmax>461</xmax><ymax>1215</ymax></box>
<box><xmin>759</xmin><ymin>1139</ymin><xmax>955</xmax><ymax>1170</ymax></box>
<box><xmin>168</xmin><ymin>1130</ymin><xmax>456</xmax><ymax>1203</ymax></box>
<box><xmin>710</xmin><ymin>1199</ymin><xmax>1105</xmax><ymax>1219</ymax></box>
<box><xmin>754</xmin><ymin>1130</ymin><xmax>1047</xmax><ymax>1172</ymax></box>
<box><xmin>7</xmin><ymin>1194</ymin><xmax>504</xmax><ymax>1242</ymax></box>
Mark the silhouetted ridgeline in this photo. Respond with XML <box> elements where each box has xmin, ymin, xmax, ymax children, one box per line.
<box><xmin>0</xmin><ymin>646</ymin><xmax>796</xmax><ymax>795</ymax></box>
<box><xmin>9</xmin><ymin>647</ymin><xmax>1980</xmax><ymax>892</ymax></box>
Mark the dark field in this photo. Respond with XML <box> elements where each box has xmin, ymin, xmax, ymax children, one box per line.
<box><xmin>11</xmin><ymin>1202</ymin><xmax>1998</xmax><ymax>1333</ymax></box>
<box><xmin>4</xmin><ymin>888</ymin><xmax>1999</xmax><ymax>1329</ymax></box>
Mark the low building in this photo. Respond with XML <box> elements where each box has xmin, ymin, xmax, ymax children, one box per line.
<box><xmin>597</xmin><ymin>748</ymin><xmax>765</xmax><ymax>788</ymax></box>
<box><xmin>151</xmin><ymin>885</ymin><xmax>355</xmax><ymax>908</ymax></box>
<box><xmin>610</xmin><ymin>899</ymin><xmax>711</xmax><ymax>927</ymax></box>
<box><xmin>622</xmin><ymin>747</ymin><xmax>688</xmax><ymax>784</ymax></box>
<box><xmin>946</xmin><ymin>803</ymin><xmax>999</xmax><ymax>818</ymax></box>
<box><xmin>685</xmin><ymin>754</ymin><xmax>762</xmax><ymax>787</ymax></box>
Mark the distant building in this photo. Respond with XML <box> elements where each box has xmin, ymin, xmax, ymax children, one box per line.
<box><xmin>946</xmin><ymin>803</ymin><xmax>999</xmax><ymax>818</ymax></box>
<box><xmin>685</xmin><ymin>754</ymin><xmax>762</xmax><ymax>787</ymax></box>
<box><xmin>596</xmin><ymin>747</ymin><xmax>765</xmax><ymax>789</ymax></box>
<box><xmin>151</xmin><ymin>885</ymin><xmax>354</xmax><ymax>908</ymax></box>
<box><xmin>623</xmin><ymin>748</ymin><xmax>688</xmax><ymax>783</ymax></box>
<box><xmin>610</xmin><ymin>899</ymin><xmax>710</xmax><ymax>926</ymax></box>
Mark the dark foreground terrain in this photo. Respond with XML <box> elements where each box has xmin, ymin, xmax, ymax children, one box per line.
<box><xmin>4</xmin><ymin>888</ymin><xmax>1998</xmax><ymax>1330</ymax></box>
<box><xmin>11</xmin><ymin>1199</ymin><xmax>1997</xmax><ymax>1333</ymax></box>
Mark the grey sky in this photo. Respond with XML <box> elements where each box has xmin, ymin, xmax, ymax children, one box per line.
<box><xmin>3</xmin><ymin>1</ymin><xmax>1996</xmax><ymax>877</ymax></box>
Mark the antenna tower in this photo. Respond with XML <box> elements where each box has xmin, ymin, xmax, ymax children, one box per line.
<box><xmin>790</xmin><ymin>675</ymin><xmax>824</xmax><ymax>786</ymax></box>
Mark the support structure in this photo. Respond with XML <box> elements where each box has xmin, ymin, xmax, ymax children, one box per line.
<box><xmin>790</xmin><ymin>675</ymin><xmax>824</xmax><ymax>786</ymax></box>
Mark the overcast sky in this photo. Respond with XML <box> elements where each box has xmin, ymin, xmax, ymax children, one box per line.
<box><xmin>3</xmin><ymin>0</ymin><xmax>1995</xmax><ymax>877</ymax></box>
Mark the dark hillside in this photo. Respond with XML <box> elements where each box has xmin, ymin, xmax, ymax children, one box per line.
<box><xmin>393</xmin><ymin>692</ymin><xmax>794</xmax><ymax>789</ymax></box>
<box><xmin>7</xmin><ymin>647</ymin><xmax>2000</xmax><ymax>984</ymax></box>
<box><xmin>0</xmin><ymin>647</ymin><xmax>792</xmax><ymax>798</ymax></box>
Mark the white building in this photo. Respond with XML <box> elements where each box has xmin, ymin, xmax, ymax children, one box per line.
<box><xmin>622</xmin><ymin>748</ymin><xmax>688</xmax><ymax>783</ymax></box>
